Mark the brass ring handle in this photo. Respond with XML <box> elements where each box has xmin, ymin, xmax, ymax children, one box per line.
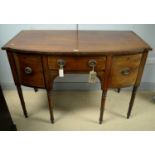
<box><xmin>57</xmin><ymin>59</ymin><xmax>65</xmax><ymax>67</ymax></box>
<box><xmin>121</xmin><ymin>68</ymin><xmax>130</xmax><ymax>76</ymax></box>
<box><xmin>24</xmin><ymin>67</ymin><xmax>32</xmax><ymax>74</ymax></box>
<box><xmin>88</xmin><ymin>59</ymin><xmax>97</xmax><ymax>68</ymax></box>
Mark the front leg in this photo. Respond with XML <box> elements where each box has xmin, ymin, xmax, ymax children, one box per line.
<box><xmin>127</xmin><ymin>86</ymin><xmax>138</xmax><ymax>119</ymax></box>
<box><xmin>99</xmin><ymin>89</ymin><xmax>108</xmax><ymax>124</ymax></box>
<box><xmin>46</xmin><ymin>90</ymin><xmax>54</xmax><ymax>123</ymax></box>
<box><xmin>117</xmin><ymin>88</ymin><xmax>121</xmax><ymax>93</ymax></box>
<box><xmin>16</xmin><ymin>85</ymin><xmax>28</xmax><ymax>118</ymax></box>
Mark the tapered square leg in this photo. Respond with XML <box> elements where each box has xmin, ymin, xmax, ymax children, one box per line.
<box><xmin>99</xmin><ymin>90</ymin><xmax>107</xmax><ymax>124</ymax></box>
<box><xmin>46</xmin><ymin>90</ymin><xmax>54</xmax><ymax>123</ymax></box>
<box><xmin>127</xmin><ymin>86</ymin><xmax>138</xmax><ymax>119</ymax></box>
<box><xmin>117</xmin><ymin>88</ymin><xmax>121</xmax><ymax>93</ymax></box>
<box><xmin>16</xmin><ymin>85</ymin><xmax>28</xmax><ymax>118</ymax></box>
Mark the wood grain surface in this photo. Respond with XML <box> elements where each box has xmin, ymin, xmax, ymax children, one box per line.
<box><xmin>2</xmin><ymin>30</ymin><xmax>152</xmax><ymax>55</ymax></box>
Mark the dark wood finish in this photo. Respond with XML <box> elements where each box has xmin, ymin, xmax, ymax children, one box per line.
<box><xmin>47</xmin><ymin>90</ymin><xmax>54</xmax><ymax>123</ymax></box>
<box><xmin>103</xmin><ymin>55</ymin><xmax>112</xmax><ymax>90</ymax></box>
<box><xmin>135</xmin><ymin>50</ymin><xmax>148</xmax><ymax>86</ymax></box>
<box><xmin>0</xmin><ymin>85</ymin><xmax>17</xmax><ymax>131</ymax></box>
<box><xmin>126</xmin><ymin>51</ymin><xmax>148</xmax><ymax>119</ymax></box>
<box><xmin>99</xmin><ymin>90</ymin><xmax>107</xmax><ymax>124</ymax></box>
<box><xmin>98</xmin><ymin>55</ymin><xmax>112</xmax><ymax>123</ymax></box>
<box><xmin>7</xmin><ymin>51</ymin><xmax>19</xmax><ymax>85</ymax></box>
<box><xmin>109</xmin><ymin>54</ymin><xmax>142</xmax><ymax>88</ymax></box>
<box><xmin>2</xmin><ymin>31</ymin><xmax>152</xmax><ymax>54</ymax></box>
<box><xmin>117</xmin><ymin>88</ymin><xmax>121</xmax><ymax>93</ymax></box>
<box><xmin>48</xmin><ymin>56</ymin><xmax>106</xmax><ymax>71</ymax></box>
<box><xmin>42</xmin><ymin>56</ymin><xmax>54</xmax><ymax>90</ymax></box>
<box><xmin>127</xmin><ymin>86</ymin><xmax>138</xmax><ymax>118</ymax></box>
<box><xmin>34</xmin><ymin>88</ymin><xmax>38</xmax><ymax>92</ymax></box>
<box><xmin>7</xmin><ymin>52</ymin><xmax>28</xmax><ymax>118</ymax></box>
<box><xmin>16</xmin><ymin>85</ymin><xmax>28</xmax><ymax>118</ymax></box>
<box><xmin>1</xmin><ymin>30</ymin><xmax>152</xmax><ymax>124</ymax></box>
<box><xmin>14</xmin><ymin>53</ymin><xmax>45</xmax><ymax>88</ymax></box>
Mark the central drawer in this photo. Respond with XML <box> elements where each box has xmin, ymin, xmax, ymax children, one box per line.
<box><xmin>48</xmin><ymin>56</ymin><xmax>106</xmax><ymax>71</ymax></box>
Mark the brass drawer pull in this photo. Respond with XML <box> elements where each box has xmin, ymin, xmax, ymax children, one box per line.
<box><xmin>88</xmin><ymin>59</ymin><xmax>96</xmax><ymax>68</ymax></box>
<box><xmin>57</xmin><ymin>59</ymin><xmax>65</xmax><ymax>67</ymax></box>
<box><xmin>24</xmin><ymin>67</ymin><xmax>32</xmax><ymax>75</ymax></box>
<box><xmin>121</xmin><ymin>68</ymin><xmax>130</xmax><ymax>76</ymax></box>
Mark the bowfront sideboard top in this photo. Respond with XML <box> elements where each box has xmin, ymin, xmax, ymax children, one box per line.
<box><xmin>1</xmin><ymin>30</ymin><xmax>152</xmax><ymax>124</ymax></box>
<box><xmin>2</xmin><ymin>30</ymin><xmax>152</xmax><ymax>54</ymax></box>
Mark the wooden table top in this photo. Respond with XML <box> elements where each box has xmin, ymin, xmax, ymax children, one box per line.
<box><xmin>2</xmin><ymin>30</ymin><xmax>152</xmax><ymax>55</ymax></box>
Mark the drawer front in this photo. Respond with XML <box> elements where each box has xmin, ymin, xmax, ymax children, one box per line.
<box><xmin>48</xmin><ymin>56</ymin><xmax>106</xmax><ymax>71</ymax></box>
<box><xmin>14</xmin><ymin>54</ymin><xmax>45</xmax><ymax>88</ymax></box>
<box><xmin>109</xmin><ymin>54</ymin><xmax>142</xmax><ymax>88</ymax></box>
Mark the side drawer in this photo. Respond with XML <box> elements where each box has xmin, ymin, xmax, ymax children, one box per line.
<box><xmin>109</xmin><ymin>54</ymin><xmax>142</xmax><ymax>88</ymax></box>
<box><xmin>47</xmin><ymin>56</ymin><xmax>106</xmax><ymax>71</ymax></box>
<box><xmin>14</xmin><ymin>54</ymin><xmax>45</xmax><ymax>88</ymax></box>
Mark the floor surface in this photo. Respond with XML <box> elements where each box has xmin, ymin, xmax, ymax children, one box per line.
<box><xmin>3</xmin><ymin>89</ymin><xmax>155</xmax><ymax>131</ymax></box>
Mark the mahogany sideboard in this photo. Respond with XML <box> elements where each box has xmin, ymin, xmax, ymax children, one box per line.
<box><xmin>1</xmin><ymin>30</ymin><xmax>152</xmax><ymax>124</ymax></box>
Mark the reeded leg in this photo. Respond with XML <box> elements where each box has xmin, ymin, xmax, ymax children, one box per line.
<box><xmin>117</xmin><ymin>88</ymin><xmax>121</xmax><ymax>93</ymax></box>
<box><xmin>16</xmin><ymin>85</ymin><xmax>28</xmax><ymax>118</ymax></box>
<box><xmin>46</xmin><ymin>90</ymin><xmax>54</xmax><ymax>123</ymax></box>
<box><xmin>99</xmin><ymin>90</ymin><xmax>107</xmax><ymax>124</ymax></box>
<box><xmin>127</xmin><ymin>86</ymin><xmax>138</xmax><ymax>119</ymax></box>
